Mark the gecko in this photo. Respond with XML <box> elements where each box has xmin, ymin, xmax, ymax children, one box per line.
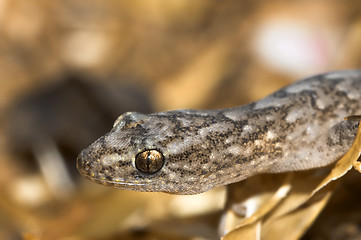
<box><xmin>77</xmin><ymin>70</ymin><xmax>361</xmax><ymax>195</ymax></box>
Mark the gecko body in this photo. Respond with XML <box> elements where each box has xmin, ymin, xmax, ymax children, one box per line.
<box><xmin>77</xmin><ymin>70</ymin><xmax>361</xmax><ymax>194</ymax></box>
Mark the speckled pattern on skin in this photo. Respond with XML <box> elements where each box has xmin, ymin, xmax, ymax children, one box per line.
<box><xmin>77</xmin><ymin>70</ymin><xmax>361</xmax><ymax>194</ymax></box>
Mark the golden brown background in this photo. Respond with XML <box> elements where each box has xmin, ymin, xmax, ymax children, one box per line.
<box><xmin>1</xmin><ymin>1</ymin><xmax>361</xmax><ymax>239</ymax></box>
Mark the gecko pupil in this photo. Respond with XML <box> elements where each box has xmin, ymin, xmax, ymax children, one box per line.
<box><xmin>135</xmin><ymin>150</ymin><xmax>164</xmax><ymax>174</ymax></box>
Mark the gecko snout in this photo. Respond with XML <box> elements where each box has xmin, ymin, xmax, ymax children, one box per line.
<box><xmin>76</xmin><ymin>146</ymin><xmax>98</xmax><ymax>178</ymax></box>
<box><xmin>76</xmin><ymin>149</ymin><xmax>88</xmax><ymax>174</ymax></box>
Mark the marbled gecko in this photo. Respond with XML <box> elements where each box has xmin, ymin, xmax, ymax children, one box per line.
<box><xmin>77</xmin><ymin>70</ymin><xmax>361</xmax><ymax>194</ymax></box>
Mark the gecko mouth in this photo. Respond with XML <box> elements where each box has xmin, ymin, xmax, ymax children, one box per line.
<box><xmin>80</xmin><ymin>172</ymin><xmax>147</xmax><ymax>187</ymax></box>
<box><xmin>78</xmin><ymin>169</ymin><xmax>169</xmax><ymax>192</ymax></box>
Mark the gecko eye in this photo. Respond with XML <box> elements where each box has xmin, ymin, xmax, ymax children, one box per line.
<box><xmin>135</xmin><ymin>150</ymin><xmax>164</xmax><ymax>174</ymax></box>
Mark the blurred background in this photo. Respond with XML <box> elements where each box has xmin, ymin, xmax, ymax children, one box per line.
<box><xmin>1</xmin><ymin>1</ymin><xmax>361</xmax><ymax>239</ymax></box>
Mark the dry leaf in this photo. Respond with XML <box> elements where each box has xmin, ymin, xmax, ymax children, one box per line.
<box><xmin>222</xmin><ymin>221</ymin><xmax>261</xmax><ymax>240</ymax></box>
<box><xmin>262</xmin><ymin>184</ymin><xmax>334</xmax><ymax>240</ymax></box>
<box><xmin>221</xmin><ymin>221</ymin><xmax>261</xmax><ymax>240</ymax></box>
<box><xmin>220</xmin><ymin>174</ymin><xmax>292</xmax><ymax>237</ymax></box>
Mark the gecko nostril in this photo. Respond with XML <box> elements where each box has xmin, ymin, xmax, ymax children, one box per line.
<box><xmin>135</xmin><ymin>149</ymin><xmax>164</xmax><ymax>174</ymax></box>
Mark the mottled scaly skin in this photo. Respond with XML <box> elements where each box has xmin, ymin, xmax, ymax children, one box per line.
<box><xmin>77</xmin><ymin>70</ymin><xmax>361</xmax><ymax>194</ymax></box>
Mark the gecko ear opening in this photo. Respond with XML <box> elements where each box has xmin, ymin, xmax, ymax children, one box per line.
<box><xmin>135</xmin><ymin>150</ymin><xmax>164</xmax><ymax>174</ymax></box>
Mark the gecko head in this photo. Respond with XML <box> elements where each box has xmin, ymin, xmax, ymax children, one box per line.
<box><xmin>77</xmin><ymin>111</ymin><xmax>220</xmax><ymax>195</ymax></box>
